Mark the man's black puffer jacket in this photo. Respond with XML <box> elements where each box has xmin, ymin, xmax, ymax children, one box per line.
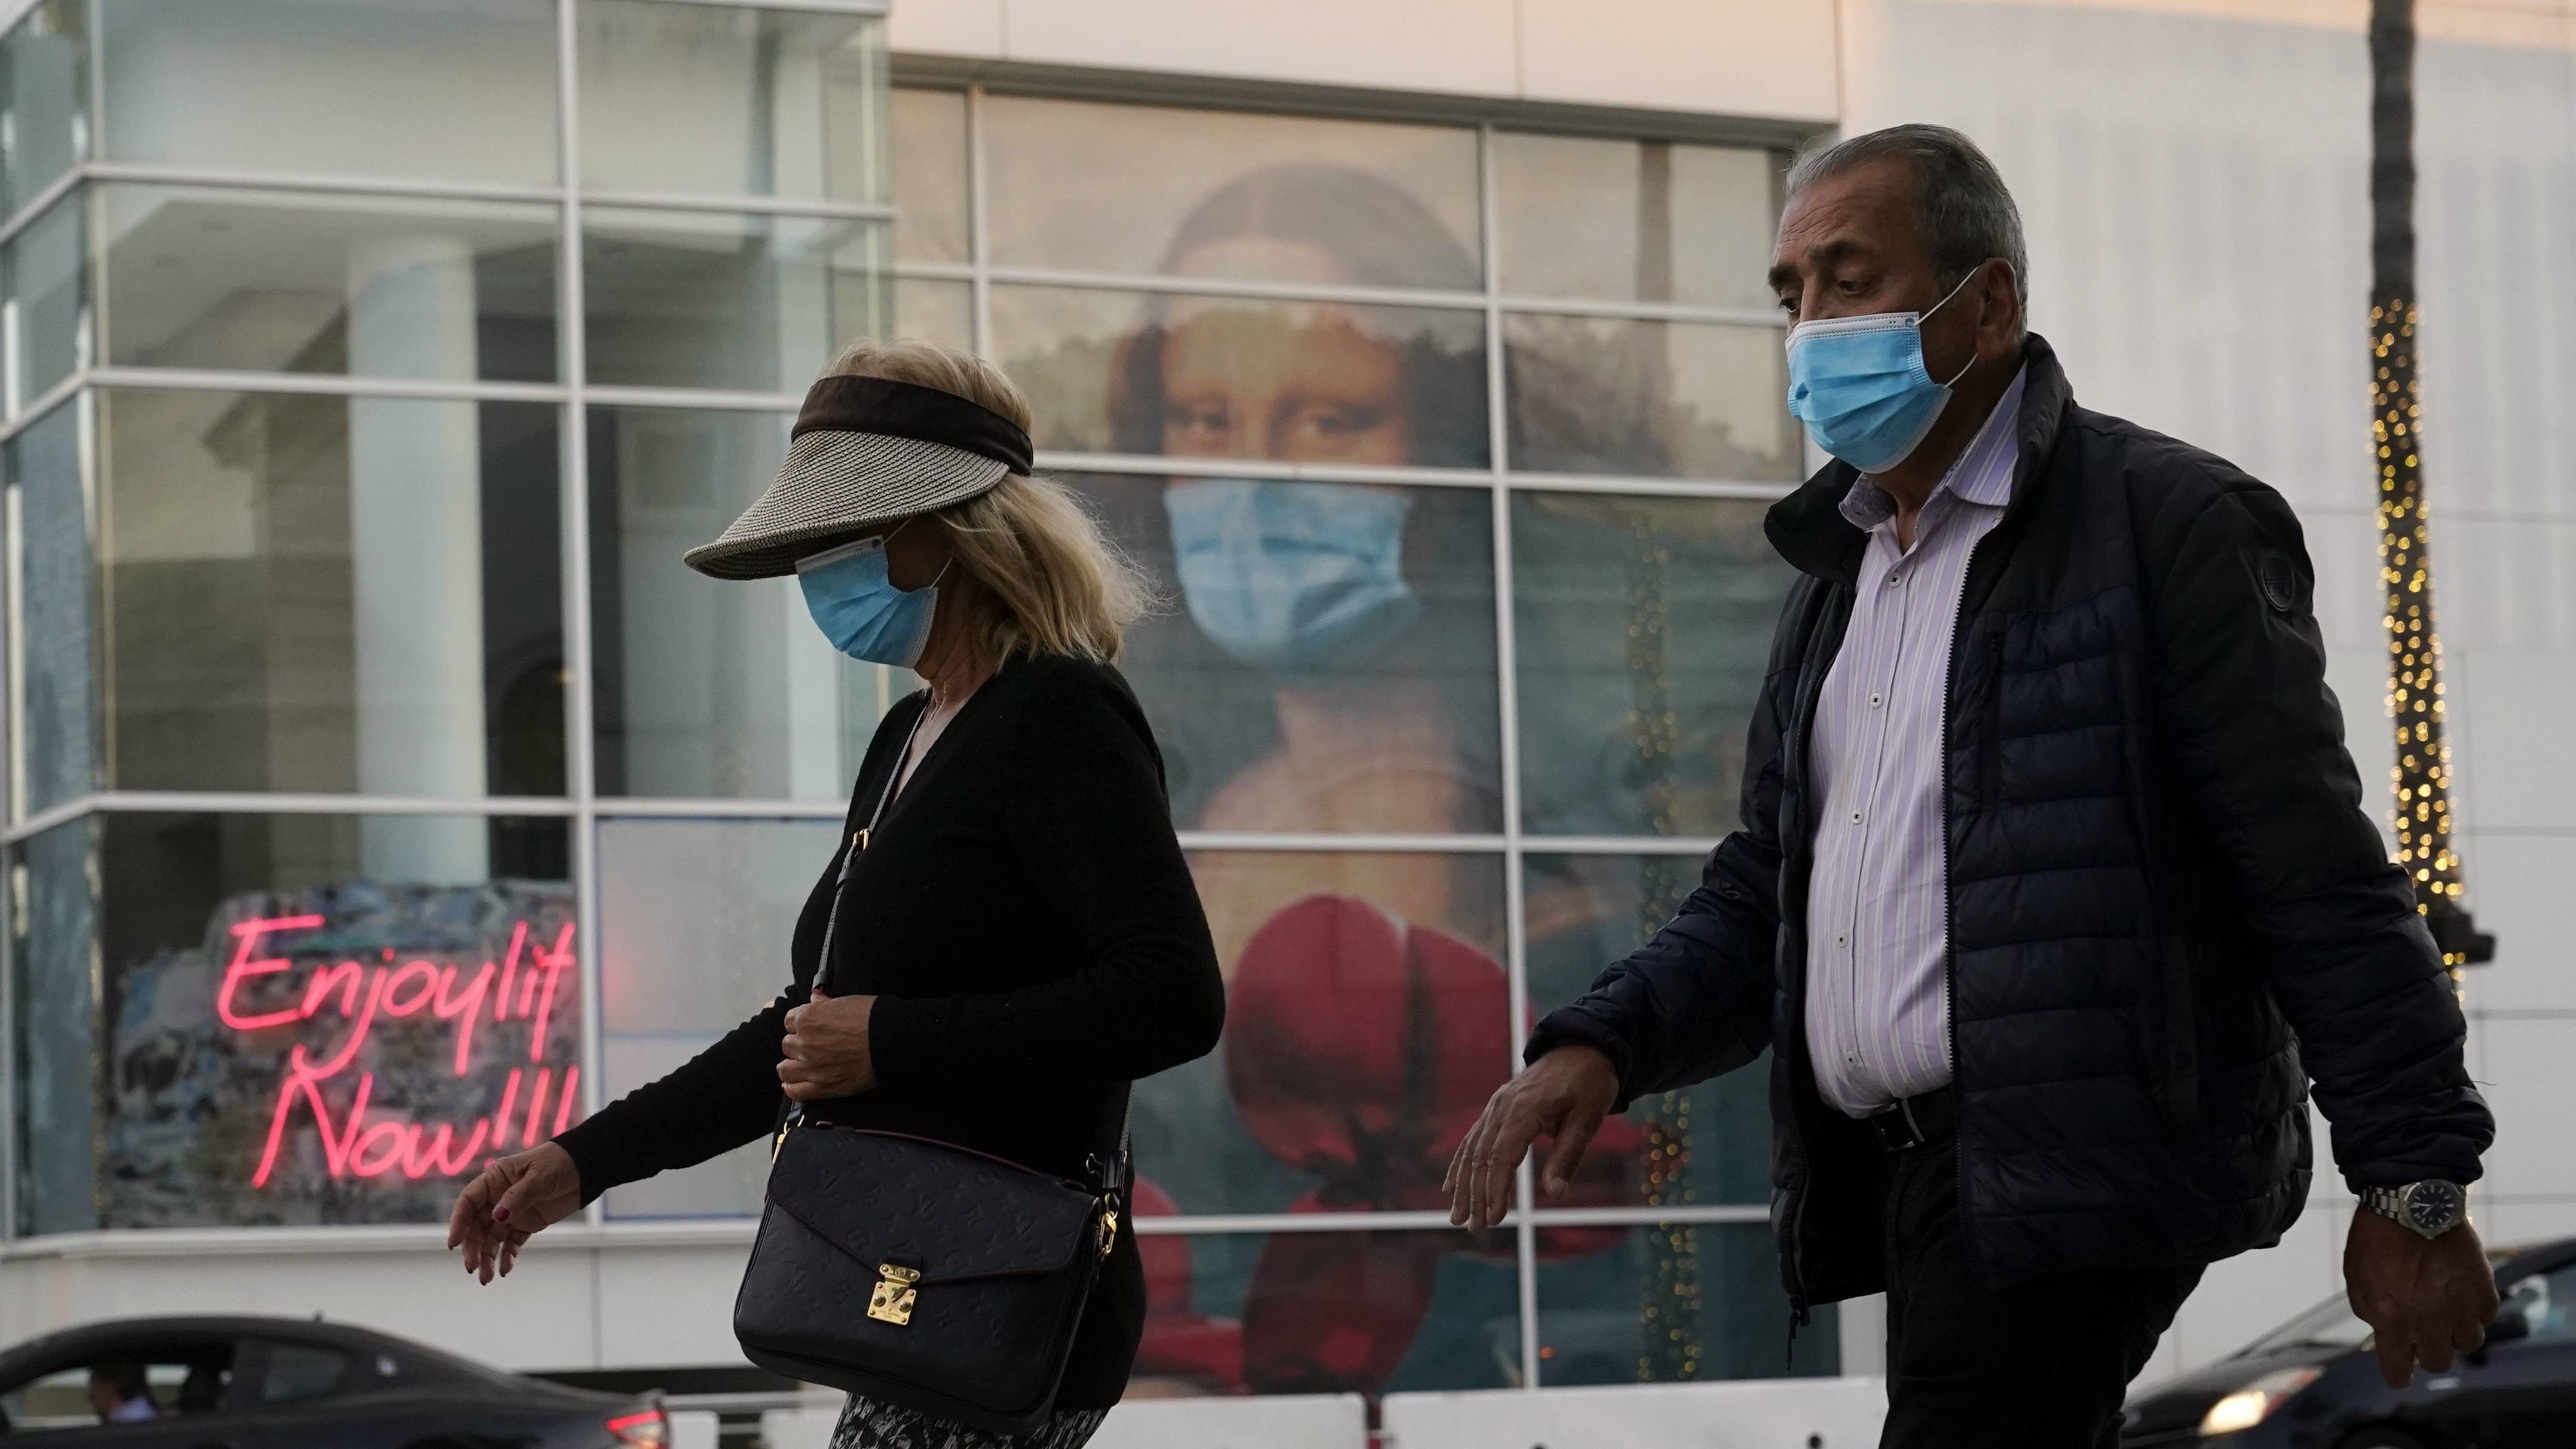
<box><xmin>1527</xmin><ymin>334</ymin><xmax>2492</xmax><ymax>1309</ymax></box>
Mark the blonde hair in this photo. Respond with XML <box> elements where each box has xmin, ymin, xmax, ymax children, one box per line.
<box><xmin>822</xmin><ymin>338</ymin><xmax>1152</xmax><ymax>666</ymax></box>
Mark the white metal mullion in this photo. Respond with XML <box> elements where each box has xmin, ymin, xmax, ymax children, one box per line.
<box><xmin>556</xmin><ymin>0</ymin><xmax>607</xmax><ymax>1251</ymax></box>
<box><xmin>981</xmin><ymin>262</ymin><xmax>1485</xmax><ymax>314</ymax></box>
<box><xmin>1505</xmin><ymin>470</ymin><xmax>1797</xmax><ymax>501</ymax></box>
<box><xmin>85</xmin><ymin>366</ymin><xmax>566</xmax><ymax>404</ymax></box>
<box><xmin>582</xmin><ymin>188</ymin><xmax>892</xmax><ymax>222</ymax></box>
<box><xmin>1036</xmin><ymin>450</ymin><xmax>1489</xmax><ymax>490</ymax></box>
<box><xmin>965</xmin><ymin>86</ymin><xmax>990</xmax><ymax>359</ymax></box>
<box><xmin>585</xmin><ymin>383</ymin><xmax>800</xmax><ymax>412</ymax></box>
<box><xmin>0</xmin><ymin>166</ymin><xmax>83</xmax><ymax>252</ymax></box>
<box><xmin>626</xmin><ymin>0</ymin><xmax>886</xmax><ymax>13</ymax></box>
<box><xmin>1523</xmin><ymin>1203</ymin><xmax>1769</xmax><ymax>1227</ymax></box>
<box><xmin>1479</xmin><ymin>121</ymin><xmax>1546</xmax><ymax>1394</ymax></box>
<box><xmin>79</xmin><ymin>160</ymin><xmax>564</xmax><ymax>209</ymax></box>
<box><xmin>0</xmin><ymin>372</ymin><xmax>85</xmax><ymax>449</ymax></box>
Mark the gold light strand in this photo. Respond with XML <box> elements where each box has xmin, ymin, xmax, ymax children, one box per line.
<box><xmin>1624</xmin><ymin>509</ymin><xmax>1702</xmax><ymax>1382</ymax></box>
<box><xmin>2372</xmin><ymin>297</ymin><xmax>2472</xmax><ymax>974</ymax></box>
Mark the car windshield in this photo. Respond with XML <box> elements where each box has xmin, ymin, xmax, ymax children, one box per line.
<box><xmin>2240</xmin><ymin>1295</ymin><xmax>2373</xmax><ymax>1355</ymax></box>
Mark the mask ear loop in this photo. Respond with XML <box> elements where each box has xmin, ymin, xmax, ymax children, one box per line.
<box><xmin>1922</xmin><ymin>262</ymin><xmax>1987</xmax><ymax>388</ymax></box>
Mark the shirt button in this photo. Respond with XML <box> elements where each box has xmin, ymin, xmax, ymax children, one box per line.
<box><xmin>1869</xmin><ymin>692</ymin><xmax>1884</xmax><ymax>708</ymax></box>
<box><xmin>1846</xmin><ymin>1053</ymin><xmax>1861</xmax><ymax>1066</ymax></box>
<box><xmin>1835</xmin><ymin>933</ymin><xmax>1848</xmax><ymax>947</ymax></box>
<box><xmin>1850</xmin><ymin>810</ymin><xmax>1864</xmax><ymax>824</ymax></box>
<box><xmin>1887</xmin><ymin>571</ymin><xmax>1904</xmax><ymax>586</ymax></box>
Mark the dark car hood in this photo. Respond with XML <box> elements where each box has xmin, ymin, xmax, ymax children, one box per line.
<box><xmin>2123</xmin><ymin>1344</ymin><xmax>2351</xmax><ymax>1438</ymax></box>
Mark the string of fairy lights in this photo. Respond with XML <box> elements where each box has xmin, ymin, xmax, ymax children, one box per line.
<box><xmin>1623</xmin><ymin>508</ymin><xmax>1705</xmax><ymax>1383</ymax></box>
<box><xmin>2372</xmin><ymin>300</ymin><xmax>2479</xmax><ymax>973</ymax></box>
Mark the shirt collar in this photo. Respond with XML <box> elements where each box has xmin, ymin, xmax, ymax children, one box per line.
<box><xmin>1838</xmin><ymin>363</ymin><xmax>2030</xmax><ymax>529</ymax></box>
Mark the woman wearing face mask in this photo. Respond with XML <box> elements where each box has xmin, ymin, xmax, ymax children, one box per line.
<box><xmin>446</xmin><ymin>340</ymin><xmax>1226</xmax><ymax>1448</ymax></box>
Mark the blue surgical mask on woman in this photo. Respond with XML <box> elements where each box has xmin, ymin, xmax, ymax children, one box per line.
<box><xmin>795</xmin><ymin>521</ymin><xmax>947</xmax><ymax>667</ymax></box>
<box><xmin>1162</xmin><ymin>479</ymin><xmax>1421</xmax><ymax>674</ymax></box>
<box><xmin>1783</xmin><ymin>268</ymin><xmax>1981</xmax><ymax>473</ymax></box>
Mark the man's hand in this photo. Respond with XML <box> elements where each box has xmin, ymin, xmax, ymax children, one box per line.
<box><xmin>1443</xmin><ymin>1045</ymin><xmax>1620</xmax><ymax>1231</ymax></box>
<box><xmin>779</xmin><ymin>989</ymin><xmax>879</xmax><ymax>1101</ymax></box>
<box><xmin>446</xmin><ymin>1141</ymin><xmax>582</xmax><ymax>1285</ymax></box>
<box><xmin>2345</xmin><ymin>1207</ymin><xmax>2499</xmax><ymax>1387</ymax></box>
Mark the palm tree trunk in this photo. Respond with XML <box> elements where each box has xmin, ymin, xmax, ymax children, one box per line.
<box><xmin>2369</xmin><ymin>0</ymin><xmax>2492</xmax><ymax>965</ymax></box>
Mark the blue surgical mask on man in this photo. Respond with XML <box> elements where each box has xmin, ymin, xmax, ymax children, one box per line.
<box><xmin>1162</xmin><ymin>479</ymin><xmax>1421</xmax><ymax>674</ymax></box>
<box><xmin>1783</xmin><ymin>268</ymin><xmax>1981</xmax><ymax>473</ymax></box>
<box><xmin>795</xmin><ymin>521</ymin><xmax>947</xmax><ymax>668</ymax></box>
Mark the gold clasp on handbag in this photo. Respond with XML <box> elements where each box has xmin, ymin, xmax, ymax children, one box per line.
<box><xmin>867</xmin><ymin>1263</ymin><xmax>921</xmax><ymax>1326</ymax></box>
<box><xmin>1097</xmin><ymin>1203</ymin><xmax>1119</xmax><ymax>1260</ymax></box>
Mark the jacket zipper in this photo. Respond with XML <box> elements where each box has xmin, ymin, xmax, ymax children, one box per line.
<box><xmin>1938</xmin><ymin>533</ymin><xmax>1991</xmax><ymax>1278</ymax></box>
<box><xmin>1781</xmin><ymin>586</ymin><xmax>1851</xmax><ymax>1317</ymax></box>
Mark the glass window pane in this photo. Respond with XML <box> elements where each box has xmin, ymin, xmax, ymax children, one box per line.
<box><xmin>596</xmin><ymin>817</ymin><xmax>840</xmax><ymax>1219</ymax></box>
<box><xmin>1058</xmin><ymin>473</ymin><xmax>1500</xmax><ymax>833</ymax></box>
<box><xmin>892</xmin><ymin>276</ymin><xmax>972</xmax><ymax>356</ymax></box>
<box><xmin>12</xmin><ymin>813</ymin><xmax>97</xmax><ymax>1234</ymax></box>
<box><xmin>99</xmin><ymin>185</ymin><xmax>559</xmax><ymax>383</ymax></box>
<box><xmin>980</xmin><ymin>96</ymin><xmax>1482</xmax><ymax>290</ymax></box>
<box><xmin>580</xmin><ymin>1</ymin><xmax>886</xmax><ymax>204</ymax></box>
<box><xmin>583</xmin><ymin>208</ymin><xmax>888</xmax><ymax>393</ymax></box>
<box><xmin>1136</xmin><ymin>852</ymin><xmax>1506</xmax><ymax>1221</ymax></box>
<box><xmin>7</xmin><ymin>401</ymin><xmax>96</xmax><ymax>816</ymax></box>
<box><xmin>889</xmin><ymin>87</ymin><xmax>968</xmax><ymax>265</ymax></box>
<box><xmin>7</xmin><ymin>191</ymin><xmax>85</xmax><ymax>411</ymax></box>
<box><xmin>1505</xmin><ymin>314</ymin><xmax>1797</xmax><ymax>480</ymax></box>
<box><xmin>10</xmin><ymin>809</ymin><xmax>577</xmax><ymax>1233</ymax></box>
<box><xmin>1495</xmin><ymin>133</ymin><xmax>1780</xmax><ymax>310</ymax></box>
<box><xmin>258</xmin><ymin>1344</ymin><xmax>347</xmax><ymax>1404</ymax></box>
<box><xmin>1522</xmin><ymin>853</ymin><xmax>1772</xmax><ymax>1212</ymax></box>
<box><xmin>586</xmin><ymin>405</ymin><xmax>903</xmax><ymax>800</ymax></box>
<box><xmin>1512</xmin><ymin>492</ymin><xmax>1792</xmax><ymax>837</ymax></box>
<box><xmin>1</xmin><ymin>2</ymin><xmax>88</xmax><ymax>216</ymax></box>
<box><xmin>1534</xmin><ymin>1221</ymin><xmax>1837</xmax><ymax>1384</ymax></box>
<box><xmin>99</xmin><ymin>0</ymin><xmax>559</xmax><ymax>187</ymax></box>
<box><xmin>95</xmin><ymin>390</ymin><xmax>564</xmax><ymax>798</ymax></box>
<box><xmin>1124</xmin><ymin>1228</ymin><xmax>1518</xmax><ymax>1396</ymax></box>
<box><xmin>993</xmin><ymin>286</ymin><xmax>1489</xmax><ymax>467</ymax></box>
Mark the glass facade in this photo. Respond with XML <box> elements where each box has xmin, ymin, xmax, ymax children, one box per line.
<box><xmin>0</xmin><ymin>0</ymin><xmax>1822</xmax><ymax>1399</ymax></box>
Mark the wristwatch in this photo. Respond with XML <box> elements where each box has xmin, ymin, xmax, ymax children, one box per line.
<box><xmin>2360</xmin><ymin>1180</ymin><xmax>2468</xmax><ymax>1239</ymax></box>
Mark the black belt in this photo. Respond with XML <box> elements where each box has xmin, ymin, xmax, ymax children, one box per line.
<box><xmin>1868</xmin><ymin>1086</ymin><xmax>1958</xmax><ymax>1151</ymax></box>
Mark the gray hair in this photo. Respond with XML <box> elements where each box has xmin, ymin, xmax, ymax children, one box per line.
<box><xmin>1786</xmin><ymin>124</ymin><xmax>2030</xmax><ymax>311</ymax></box>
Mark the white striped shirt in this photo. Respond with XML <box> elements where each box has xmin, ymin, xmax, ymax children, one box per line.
<box><xmin>1804</xmin><ymin>366</ymin><xmax>2027</xmax><ymax>1118</ymax></box>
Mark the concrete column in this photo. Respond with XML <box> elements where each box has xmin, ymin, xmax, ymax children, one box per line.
<box><xmin>345</xmin><ymin>234</ymin><xmax>489</xmax><ymax>884</ymax></box>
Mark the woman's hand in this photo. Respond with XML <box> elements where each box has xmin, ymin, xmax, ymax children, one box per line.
<box><xmin>780</xmin><ymin>989</ymin><xmax>880</xmax><ymax>1100</ymax></box>
<box><xmin>446</xmin><ymin>1141</ymin><xmax>582</xmax><ymax>1285</ymax></box>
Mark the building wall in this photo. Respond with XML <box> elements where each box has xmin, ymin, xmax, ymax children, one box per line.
<box><xmin>885</xmin><ymin>0</ymin><xmax>1841</xmax><ymax>123</ymax></box>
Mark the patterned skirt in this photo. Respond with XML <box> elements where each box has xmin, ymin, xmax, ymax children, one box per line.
<box><xmin>826</xmin><ymin>1395</ymin><xmax>1109</xmax><ymax>1449</ymax></box>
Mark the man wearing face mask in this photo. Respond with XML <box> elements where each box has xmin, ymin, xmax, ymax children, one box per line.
<box><xmin>1446</xmin><ymin>126</ymin><xmax>2496</xmax><ymax>1445</ymax></box>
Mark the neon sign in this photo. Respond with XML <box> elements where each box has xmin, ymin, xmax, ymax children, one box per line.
<box><xmin>216</xmin><ymin>913</ymin><xmax>585</xmax><ymax>1187</ymax></box>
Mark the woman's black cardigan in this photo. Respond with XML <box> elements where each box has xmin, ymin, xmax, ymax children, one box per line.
<box><xmin>555</xmin><ymin>653</ymin><xmax>1227</xmax><ymax>1409</ymax></box>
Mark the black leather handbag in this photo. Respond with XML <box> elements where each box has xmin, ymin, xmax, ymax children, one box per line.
<box><xmin>733</xmin><ymin>1109</ymin><xmax>1125</xmax><ymax>1433</ymax></box>
<box><xmin>730</xmin><ymin>706</ymin><xmax>1127</xmax><ymax>1435</ymax></box>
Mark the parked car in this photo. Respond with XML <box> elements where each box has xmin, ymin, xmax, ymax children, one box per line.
<box><xmin>2121</xmin><ymin>1236</ymin><xmax>2576</xmax><ymax>1448</ymax></box>
<box><xmin>0</xmin><ymin>1315</ymin><xmax>666</xmax><ymax>1448</ymax></box>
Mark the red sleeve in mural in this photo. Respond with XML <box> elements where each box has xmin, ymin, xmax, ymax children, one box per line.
<box><xmin>1134</xmin><ymin>893</ymin><xmax>1641</xmax><ymax>1395</ymax></box>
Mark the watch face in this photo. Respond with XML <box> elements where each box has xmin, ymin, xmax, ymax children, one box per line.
<box><xmin>2407</xmin><ymin>1182</ymin><xmax>2463</xmax><ymax>1233</ymax></box>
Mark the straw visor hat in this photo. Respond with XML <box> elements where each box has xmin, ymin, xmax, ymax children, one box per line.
<box><xmin>683</xmin><ymin>374</ymin><xmax>1036</xmax><ymax>580</ymax></box>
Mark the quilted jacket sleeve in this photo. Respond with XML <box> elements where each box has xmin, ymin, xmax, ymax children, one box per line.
<box><xmin>1520</xmin><ymin>586</ymin><xmax>1802</xmax><ymax>1112</ymax></box>
<box><xmin>2146</xmin><ymin>476</ymin><xmax>2491</xmax><ymax>1191</ymax></box>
